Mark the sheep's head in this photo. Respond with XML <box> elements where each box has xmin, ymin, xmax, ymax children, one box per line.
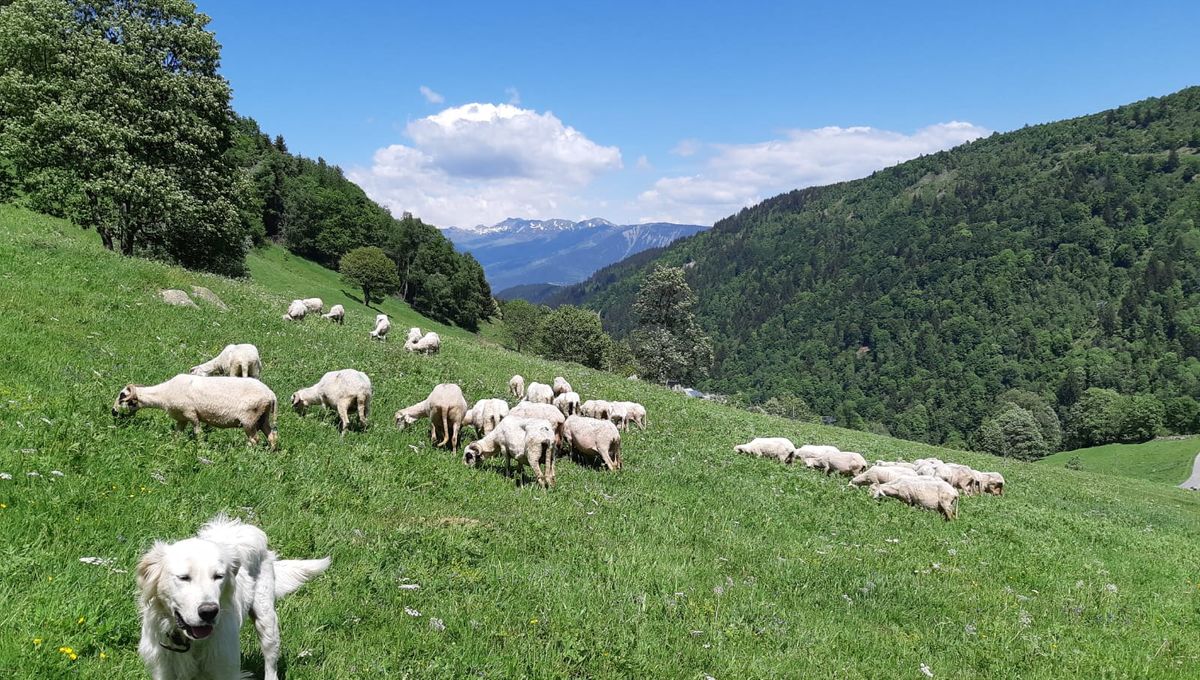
<box><xmin>462</xmin><ymin>444</ymin><xmax>482</xmax><ymax>467</ymax></box>
<box><xmin>290</xmin><ymin>393</ymin><xmax>307</xmax><ymax>415</ymax></box>
<box><xmin>868</xmin><ymin>483</ymin><xmax>888</xmax><ymax>500</ymax></box>
<box><xmin>112</xmin><ymin>385</ymin><xmax>141</xmax><ymax>417</ymax></box>
<box><xmin>395</xmin><ymin>411</ymin><xmax>417</xmax><ymax>430</ymax></box>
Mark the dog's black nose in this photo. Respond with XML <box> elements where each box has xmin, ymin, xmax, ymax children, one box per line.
<box><xmin>198</xmin><ymin>603</ymin><xmax>219</xmax><ymax>623</ymax></box>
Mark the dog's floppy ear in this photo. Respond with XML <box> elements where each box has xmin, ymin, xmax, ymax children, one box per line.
<box><xmin>137</xmin><ymin>541</ymin><xmax>167</xmax><ymax>599</ymax></box>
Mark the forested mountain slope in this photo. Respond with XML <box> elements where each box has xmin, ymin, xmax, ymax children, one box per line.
<box><xmin>560</xmin><ymin>87</ymin><xmax>1200</xmax><ymax>445</ymax></box>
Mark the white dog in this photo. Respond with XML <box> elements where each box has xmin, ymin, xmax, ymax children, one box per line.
<box><xmin>136</xmin><ymin>515</ymin><xmax>330</xmax><ymax>680</ymax></box>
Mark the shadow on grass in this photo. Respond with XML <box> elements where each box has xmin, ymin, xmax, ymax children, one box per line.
<box><xmin>341</xmin><ymin>288</ymin><xmax>381</xmax><ymax>313</ymax></box>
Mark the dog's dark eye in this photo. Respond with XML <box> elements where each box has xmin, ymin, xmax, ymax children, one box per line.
<box><xmin>177</xmin><ymin>574</ymin><xmax>190</xmax><ymax>581</ymax></box>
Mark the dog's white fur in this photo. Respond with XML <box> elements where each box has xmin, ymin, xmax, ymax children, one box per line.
<box><xmin>136</xmin><ymin>515</ymin><xmax>330</xmax><ymax>680</ymax></box>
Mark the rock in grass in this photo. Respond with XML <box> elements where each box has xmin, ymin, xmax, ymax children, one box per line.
<box><xmin>190</xmin><ymin>285</ymin><xmax>227</xmax><ymax>310</ymax></box>
<box><xmin>159</xmin><ymin>289</ymin><xmax>197</xmax><ymax>307</ymax></box>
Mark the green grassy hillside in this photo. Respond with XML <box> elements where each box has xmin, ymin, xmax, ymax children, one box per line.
<box><xmin>1</xmin><ymin>204</ymin><xmax>1199</xmax><ymax>678</ymax></box>
<box><xmin>1041</xmin><ymin>438</ymin><xmax>1200</xmax><ymax>485</ymax></box>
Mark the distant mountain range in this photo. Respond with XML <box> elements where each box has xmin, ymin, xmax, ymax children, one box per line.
<box><xmin>444</xmin><ymin>218</ymin><xmax>707</xmax><ymax>295</ymax></box>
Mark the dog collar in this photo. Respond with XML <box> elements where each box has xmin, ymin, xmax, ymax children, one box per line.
<box><xmin>160</xmin><ymin>630</ymin><xmax>191</xmax><ymax>653</ymax></box>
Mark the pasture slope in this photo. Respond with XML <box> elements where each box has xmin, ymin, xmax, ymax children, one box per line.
<box><xmin>0</xmin><ymin>204</ymin><xmax>1198</xmax><ymax>679</ymax></box>
<box><xmin>1040</xmin><ymin>438</ymin><xmax>1200</xmax><ymax>486</ymax></box>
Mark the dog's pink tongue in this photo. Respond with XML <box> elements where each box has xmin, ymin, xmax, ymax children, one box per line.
<box><xmin>190</xmin><ymin>625</ymin><xmax>214</xmax><ymax>639</ymax></box>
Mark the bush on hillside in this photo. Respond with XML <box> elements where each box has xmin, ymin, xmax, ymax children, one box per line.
<box><xmin>340</xmin><ymin>247</ymin><xmax>400</xmax><ymax>306</ymax></box>
<box><xmin>536</xmin><ymin>305</ymin><xmax>612</xmax><ymax>370</ymax></box>
<box><xmin>976</xmin><ymin>404</ymin><xmax>1049</xmax><ymax>460</ymax></box>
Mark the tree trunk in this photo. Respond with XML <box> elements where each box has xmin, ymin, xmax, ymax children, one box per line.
<box><xmin>363</xmin><ymin>287</ymin><xmax>372</xmax><ymax>306</ymax></box>
<box><xmin>98</xmin><ymin>226</ymin><xmax>114</xmax><ymax>251</ymax></box>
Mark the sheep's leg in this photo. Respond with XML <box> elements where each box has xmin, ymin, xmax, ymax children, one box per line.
<box><xmin>358</xmin><ymin>396</ymin><xmax>370</xmax><ymax>430</ymax></box>
<box><xmin>451</xmin><ymin>421</ymin><xmax>461</xmax><ymax>450</ymax></box>
<box><xmin>504</xmin><ymin>451</ymin><xmax>512</xmax><ymax>479</ymax></box>
<box><xmin>336</xmin><ymin>400</ymin><xmax>351</xmax><ymax>438</ymax></box>
<box><xmin>528</xmin><ymin>452</ymin><xmax>546</xmax><ymax>489</ymax></box>
<box><xmin>598</xmin><ymin>445</ymin><xmax>618</xmax><ymax>472</ymax></box>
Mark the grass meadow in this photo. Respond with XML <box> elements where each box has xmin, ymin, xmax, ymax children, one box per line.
<box><xmin>1</xmin><ymin>204</ymin><xmax>1199</xmax><ymax>678</ymax></box>
<box><xmin>1040</xmin><ymin>438</ymin><xmax>1200</xmax><ymax>487</ymax></box>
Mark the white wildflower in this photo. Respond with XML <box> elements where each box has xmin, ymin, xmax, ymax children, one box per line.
<box><xmin>398</xmin><ymin>583</ymin><xmax>420</xmax><ymax>590</ymax></box>
<box><xmin>404</xmin><ymin>607</ymin><xmax>421</xmax><ymax>617</ymax></box>
<box><xmin>1105</xmin><ymin>583</ymin><xmax>1118</xmax><ymax>594</ymax></box>
<box><xmin>430</xmin><ymin>618</ymin><xmax>445</xmax><ymax>632</ymax></box>
<box><xmin>947</xmin><ymin>548</ymin><xmax>957</xmax><ymax>556</ymax></box>
<box><xmin>920</xmin><ymin>663</ymin><xmax>934</xmax><ymax>677</ymax></box>
<box><xmin>50</xmin><ymin>470</ymin><xmax>64</xmax><ymax>477</ymax></box>
<box><xmin>1019</xmin><ymin>610</ymin><xmax>1032</xmax><ymax>627</ymax></box>
<box><xmin>297</xmin><ymin>649</ymin><xmax>313</xmax><ymax>658</ymax></box>
<box><xmin>964</xmin><ymin>623</ymin><xmax>977</xmax><ymax>635</ymax></box>
<box><xmin>0</xmin><ymin>473</ymin><xmax>11</xmax><ymax>481</ymax></box>
<box><xmin>27</xmin><ymin>471</ymin><xmax>40</xmax><ymax>477</ymax></box>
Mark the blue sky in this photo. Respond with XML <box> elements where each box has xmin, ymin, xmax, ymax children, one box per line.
<box><xmin>199</xmin><ymin>0</ymin><xmax>1200</xmax><ymax>228</ymax></box>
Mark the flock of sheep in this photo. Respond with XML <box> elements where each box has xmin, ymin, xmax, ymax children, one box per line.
<box><xmin>734</xmin><ymin>438</ymin><xmax>1005</xmax><ymax>520</ymax></box>
<box><xmin>112</xmin><ymin>297</ymin><xmax>647</xmax><ymax>489</ymax></box>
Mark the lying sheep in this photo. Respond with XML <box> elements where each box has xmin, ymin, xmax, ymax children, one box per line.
<box><xmin>871</xmin><ymin>477</ymin><xmax>959</xmax><ymax>520</ymax></box>
<box><xmin>291</xmin><ymin>369</ymin><xmax>372</xmax><ymax>436</ymax></box>
<box><xmin>509</xmin><ymin>375</ymin><xmax>525</xmax><ymax>400</ymax></box>
<box><xmin>112</xmin><ymin>375</ymin><xmax>277</xmax><ymax>450</ymax></box>
<box><xmin>553</xmin><ymin>391</ymin><xmax>581</xmax><ymax>417</ymax></box>
<box><xmin>525</xmin><ymin>382</ymin><xmax>554</xmax><ymax>404</ymax></box>
<box><xmin>850</xmin><ymin>465</ymin><xmax>918</xmax><ymax>487</ymax></box>
<box><xmin>562</xmin><ymin>415</ymin><xmax>622</xmax><ymax>471</ymax></box>
<box><xmin>369</xmin><ymin>314</ymin><xmax>391</xmax><ymax>341</ymax></box>
<box><xmin>405</xmin><ymin>331</ymin><xmax>441</xmax><ymax>354</ymax></box>
<box><xmin>322</xmin><ymin>304</ymin><xmax>345</xmax><ymax>324</ymax></box>
<box><xmin>611</xmin><ymin>401</ymin><xmax>647</xmax><ymax>430</ymax></box>
<box><xmin>283</xmin><ymin>300</ymin><xmax>307</xmax><ymax>321</ymax></box>
<box><xmin>974</xmin><ymin>470</ymin><xmax>1005</xmax><ymax>496</ymax></box>
<box><xmin>464</xmin><ymin>398</ymin><xmax>510</xmax><ymax>437</ymax></box>
<box><xmin>302</xmin><ymin>297</ymin><xmax>324</xmax><ymax>314</ymax></box>
<box><xmin>552</xmin><ymin>377</ymin><xmax>572</xmax><ymax>396</ymax></box>
<box><xmin>190</xmin><ymin>343</ymin><xmax>262</xmax><ymax>379</ymax></box>
<box><xmin>580</xmin><ymin>399</ymin><xmax>611</xmax><ymax>420</ymax></box>
<box><xmin>734</xmin><ymin>437</ymin><xmax>796</xmax><ymax>464</ymax></box>
<box><xmin>463</xmin><ymin>416</ymin><xmax>557</xmax><ymax>488</ymax></box>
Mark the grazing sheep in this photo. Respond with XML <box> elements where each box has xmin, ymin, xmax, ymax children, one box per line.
<box><xmin>290</xmin><ymin>369</ymin><xmax>372</xmax><ymax>436</ymax></box>
<box><xmin>112</xmin><ymin>375</ymin><xmax>277</xmax><ymax>450</ymax></box>
<box><xmin>974</xmin><ymin>470</ymin><xmax>1006</xmax><ymax>496</ymax></box>
<box><xmin>525</xmin><ymin>382</ymin><xmax>554</xmax><ymax>404</ymax></box>
<box><xmin>734</xmin><ymin>437</ymin><xmax>796</xmax><ymax>464</ymax></box>
<box><xmin>301</xmin><ymin>298</ymin><xmax>324</xmax><ymax>314</ymax></box>
<box><xmin>580</xmin><ymin>399</ymin><xmax>612</xmax><ymax>421</ymax></box>
<box><xmin>818</xmin><ymin>451</ymin><xmax>869</xmax><ymax>476</ymax></box>
<box><xmin>850</xmin><ymin>465</ymin><xmax>919</xmax><ymax>487</ymax></box>
<box><xmin>406</xmin><ymin>327</ymin><xmax>423</xmax><ymax>344</ymax></box>
<box><xmin>924</xmin><ymin>463</ymin><xmax>981</xmax><ymax>495</ymax></box>
<box><xmin>562</xmin><ymin>415</ymin><xmax>622</xmax><ymax>471</ymax></box>
<box><xmin>552</xmin><ymin>377</ymin><xmax>572</xmax><ymax>396</ymax></box>
<box><xmin>282</xmin><ymin>300</ymin><xmax>307</xmax><ymax>321</ymax></box>
<box><xmin>464</xmin><ymin>398</ymin><xmax>510</xmax><ymax>437</ymax></box>
<box><xmin>405</xmin><ymin>331</ymin><xmax>441</xmax><ymax>354</ymax></box>
<box><xmin>322</xmin><ymin>304</ymin><xmax>345</xmax><ymax>324</ymax></box>
<box><xmin>792</xmin><ymin>444</ymin><xmax>842</xmax><ymax>468</ymax></box>
<box><xmin>369</xmin><ymin>314</ymin><xmax>391</xmax><ymax>341</ymax></box>
<box><xmin>508</xmin><ymin>375</ymin><xmax>525</xmax><ymax>400</ymax></box>
<box><xmin>871</xmin><ymin>477</ymin><xmax>959</xmax><ymax>520</ymax></box>
<box><xmin>611</xmin><ymin>401</ymin><xmax>647</xmax><ymax>430</ymax></box>
<box><xmin>190</xmin><ymin>343</ymin><xmax>262</xmax><ymax>379</ymax></box>
<box><xmin>553</xmin><ymin>391</ymin><xmax>581</xmax><ymax>417</ymax></box>
<box><xmin>873</xmin><ymin>459</ymin><xmax>917</xmax><ymax>470</ymax></box>
<box><xmin>427</xmin><ymin>383</ymin><xmax>468</xmax><ymax>449</ymax></box>
<box><xmin>463</xmin><ymin>416</ymin><xmax>557</xmax><ymax>488</ymax></box>
<box><xmin>508</xmin><ymin>401</ymin><xmax>566</xmax><ymax>443</ymax></box>
<box><xmin>912</xmin><ymin>458</ymin><xmax>944</xmax><ymax>468</ymax></box>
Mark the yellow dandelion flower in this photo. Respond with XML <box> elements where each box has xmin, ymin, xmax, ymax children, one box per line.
<box><xmin>47</xmin><ymin>576</ymin><xmax>53</xmax><ymax>582</ymax></box>
<box><xmin>33</xmin><ymin>638</ymin><xmax>42</xmax><ymax>646</ymax></box>
<box><xmin>1</xmin><ymin>503</ymin><xmax>7</xmax><ymax>509</ymax></box>
<box><xmin>530</xmin><ymin>618</ymin><xmax>539</xmax><ymax>625</ymax></box>
<box><xmin>77</xmin><ymin>617</ymin><xmax>85</xmax><ymax>624</ymax></box>
<box><xmin>99</xmin><ymin>651</ymin><xmax>108</xmax><ymax>660</ymax></box>
<box><xmin>68</xmin><ymin>653</ymin><xmax>77</xmax><ymax>661</ymax></box>
<box><xmin>58</xmin><ymin>646</ymin><xmax>73</xmax><ymax>654</ymax></box>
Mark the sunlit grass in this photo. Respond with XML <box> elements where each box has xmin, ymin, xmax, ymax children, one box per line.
<box><xmin>1040</xmin><ymin>437</ymin><xmax>1200</xmax><ymax>485</ymax></box>
<box><xmin>0</xmin><ymin>204</ymin><xmax>1198</xmax><ymax>678</ymax></box>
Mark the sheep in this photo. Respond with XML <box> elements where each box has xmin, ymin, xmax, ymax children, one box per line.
<box><xmin>508</xmin><ymin>375</ymin><xmax>525</xmax><ymax>400</ymax></box>
<box><xmin>817</xmin><ymin>451</ymin><xmax>869</xmax><ymax>476</ymax></box>
<box><xmin>463</xmin><ymin>416</ymin><xmax>557</xmax><ymax>488</ymax></box>
<box><xmin>552</xmin><ymin>377</ymin><xmax>572</xmax><ymax>396</ymax></box>
<box><xmin>369</xmin><ymin>314</ymin><xmax>391</xmax><ymax>341</ymax></box>
<box><xmin>873</xmin><ymin>459</ymin><xmax>917</xmax><ymax>470</ymax></box>
<box><xmin>792</xmin><ymin>444</ymin><xmax>842</xmax><ymax>468</ymax></box>
<box><xmin>912</xmin><ymin>458</ymin><xmax>945</xmax><ymax>468</ymax></box>
<box><xmin>112</xmin><ymin>375</ymin><xmax>277</xmax><ymax>450</ymax></box>
<box><xmin>394</xmin><ymin>399</ymin><xmax>429</xmax><ymax>429</ymax></box>
<box><xmin>322</xmin><ymin>304</ymin><xmax>345</xmax><ymax>324</ymax></box>
<box><xmin>507</xmin><ymin>401</ymin><xmax>566</xmax><ymax>444</ymax></box>
<box><xmin>406</xmin><ymin>327</ymin><xmax>423</xmax><ymax>344</ymax></box>
<box><xmin>525</xmin><ymin>382</ymin><xmax>554</xmax><ymax>404</ymax></box>
<box><xmin>923</xmin><ymin>463</ymin><xmax>982</xmax><ymax>495</ymax></box>
<box><xmin>611</xmin><ymin>401</ymin><xmax>647</xmax><ymax>430</ymax></box>
<box><xmin>301</xmin><ymin>297</ymin><xmax>324</xmax><ymax>314</ymax></box>
<box><xmin>850</xmin><ymin>465</ymin><xmax>919</xmax><ymax>487</ymax></box>
<box><xmin>580</xmin><ymin>399</ymin><xmax>612</xmax><ymax>420</ymax></box>
<box><xmin>562</xmin><ymin>415</ymin><xmax>622</xmax><ymax>471</ymax></box>
<box><xmin>283</xmin><ymin>299</ymin><xmax>307</xmax><ymax>321</ymax></box>
<box><xmin>464</xmin><ymin>398</ymin><xmax>510</xmax><ymax>437</ymax></box>
<box><xmin>290</xmin><ymin>369</ymin><xmax>372</xmax><ymax>436</ymax></box>
<box><xmin>734</xmin><ymin>437</ymin><xmax>796</xmax><ymax>464</ymax></box>
<box><xmin>871</xmin><ymin>477</ymin><xmax>959</xmax><ymax>520</ymax></box>
<box><xmin>427</xmin><ymin>383</ymin><xmax>468</xmax><ymax>449</ymax></box>
<box><xmin>607</xmin><ymin>401</ymin><xmax>629</xmax><ymax>430</ymax></box>
<box><xmin>553</xmin><ymin>391</ymin><xmax>581</xmax><ymax>417</ymax></box>
<box><xmin>189</xmin><ymin>343</ymin><xmax>261</xmax><ymax>379</ymax></box>
<box><xmin>974</xmin><ymin>471</ymin><xmax>1006</xmax><ymax>496</ymax></box>
<box><xmin>405</xmin><ymin>331</ymin><xmax>441</xmax><ymax>354</ymax></box>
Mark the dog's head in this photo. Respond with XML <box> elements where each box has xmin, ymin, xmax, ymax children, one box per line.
<box><xmin>112</xmin><ymin>385</ymin><xmax>141</xmax><ymax>417</ymax></box>
<box><xmin>137</xmin><ymin>538</ymin><xmax>239</xmax><ymax>641</ymax></box>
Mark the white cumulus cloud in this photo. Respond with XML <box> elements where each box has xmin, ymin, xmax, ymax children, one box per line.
<box><xmin>418</xmin><ymin>85</ymin><xmax>444</xmax><ymax>104</ymax></box>
<box><xmin>350</xmin><ymin>103</ymin><xmax>621</xmax><ymax>228</ymax></box>
<box><xmin>639</xmin><ymin>121</ymin><xmax>988</xmax><ymax>224</ymax></box>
